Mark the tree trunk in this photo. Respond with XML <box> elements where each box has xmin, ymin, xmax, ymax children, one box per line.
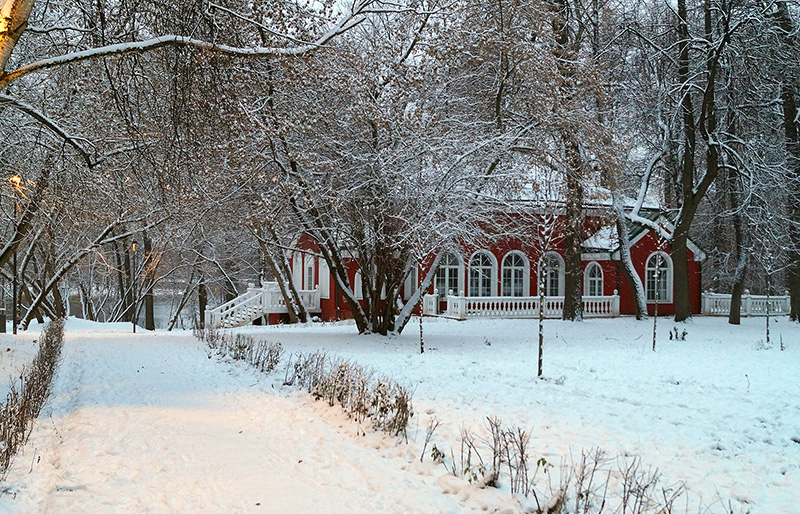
<box><xmin>728</xmin><ymin>274</ymin><xmax>746</xmax><ymax>325</ymax></box>
<box><xmin>198</xmin><ymin>276</ymin><xmax>207</xmax><ymax>329</ymax></box>
<box><xmin>392</xmin><ymin>252</ymin><xmax>443</xmax><ymax>335</ymax></box>
<box><xmin>775</xmin><ymin>1</ymin><xmax>800</xmax><ymax>321</ymax></box>
<box><xmin>79</xmin><ymin>281</ymin><xmax>96</xmax><ymax>321</ymax></box>
<box><xmin>260</xmin><ymin>247</ymin><xmax>299</xmax><ymax>325</ymax></box>
<box><xmin>613</xmin><ymin>200</ymin><xmax>646</xmax><ymax>319</ymax></box>
<box><xmin>727</xmin><ymin>144</ymin><xmax>748</xmax><ymax>325</ymax></box>
<box><xmin>263</xmin><ymin>222</ymin><xmax>309</xmax><ymax>323</ymax></box>
<box><xmin>562</xmin><ymin>139</ymin><xmax>584</xmax><ymax>321</ymax></box>
<box><xmin>549</xmin><ymin>0</ymin><xmax>583</xmax><ymax>322</ymax></box>
<box><xmin>286</xmin><ymin>194</ymin><xmax>371</xmax><ymax>333</ymax></box>
<box><xmin>0</xmin><ymin>0</ymin><xmax>36</xmax><ymax>75</ymax></box>
<box><xmin>672</xmin><ymin>223</ymin><xmax>692</xmax><ymax>321</ymax></box>
<box><xmin>168</xmin><ymin>271</ymin><xmax>197</xmax><ymax>331</ymax></box>
<box><xmin>143</xmin><ymin>234</ymin><xmax>155</xmax><ymax>330</ymax></box>
<box><xmin>781</xmin><ymin>84</ymin><xmax>800</xmax><ymax>320</ymax></box>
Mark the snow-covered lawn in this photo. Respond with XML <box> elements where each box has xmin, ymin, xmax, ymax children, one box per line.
<box><xmin>0</xmin><ymin>316</ymin><xmax>798</xmax><ymax>513</ymax></box>
<box><xmin>0</xmin><ymin>323</ymin><xmax>43</xmax><ymax>398</ymax></box>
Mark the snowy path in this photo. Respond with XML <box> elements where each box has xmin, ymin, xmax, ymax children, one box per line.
<box><xmin>1</xmin><ymin>328</ymin><xmax>478</xmax><ymax>513</ymax></box>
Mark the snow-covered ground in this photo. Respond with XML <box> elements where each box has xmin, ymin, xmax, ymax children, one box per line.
<box><xmin>0</xmin><ymin>322</ymin><xmax>43</xmax><ymax>398</ymax></box>
<box><xmin>0</xmin><ymin>316</ymin><xmax>798</xmax><ymax>513</ymax></box>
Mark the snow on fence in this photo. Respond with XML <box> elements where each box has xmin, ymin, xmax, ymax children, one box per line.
<box><xmin>701</xmin><ymin>291</ymin><xmax>791</xmax><ymax>317</ymax></box>
<box><xmin>423</xmin><ymin>290</ymin><xmax>620</xmax><ymax>320</ymax></box>
<box><xmin>205</xmin><ymin>283</ymin><xmax>321</xmax><ymax>328</ymax></box>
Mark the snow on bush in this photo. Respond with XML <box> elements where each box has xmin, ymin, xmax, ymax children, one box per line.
<box><xmin>425</xmin><ymin>415</ymin><xmax>740</xmax><ymax>514</ymax></box>
<box><xmin>0</xmin><ymin>318</ymin><xmax>64</xmax><ymax>477</ymax></box>
<box><xmin>199</xmin><ymin>328</ymin><xmax>284</xmax><ymax>373</ymax></box>
<box><xmin>197</xmin><ymin>328</ymin><xmax>413</xmax><ymax>438</ymax></box>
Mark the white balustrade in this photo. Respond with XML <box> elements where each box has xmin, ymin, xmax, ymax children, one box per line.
<box><xmin>422</xmin><ymin>292</ymin><xmax>439</xmax><ymax>315</ymax></box>
<box><xmin>441</xmin><ymin>292</ymin><xmax>620</xmax><ymax>320</ymax></box>
<box><xmin>701</xmin><ymin>291</ymin><xmax>791</xmax><ymax>317</ymax></box>
<box><xmin>206</xmin><ymin>284</ymin><xmax>322</xmax><ymax>328</ymax></box>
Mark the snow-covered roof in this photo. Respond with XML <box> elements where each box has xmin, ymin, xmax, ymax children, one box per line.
<box><xmin>581</xmin><ymin>225</ymin><xmax>619</xmax><ymax>252</ymax></box>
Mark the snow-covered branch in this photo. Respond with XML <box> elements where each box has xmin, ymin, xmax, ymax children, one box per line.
<box><xmin>0</xmin><ymin>0</ymin><xmax>373</xmax><ymax>90</ymax></box>
<box><xmin>0</xmin><ymin>93</ymin><xmax>95</xmax><ymax>167</ymax></box>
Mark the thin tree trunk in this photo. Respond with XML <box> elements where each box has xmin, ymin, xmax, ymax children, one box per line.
<box><xmin>562</xmin><ymin>139</ymin><xmax>584</xmax><ymax>322</ymax></box>
<box><xmin>168</xmin><ymin>273</ymin><xmax>197</xmax><ymax>331</ymax></box>
<box><xmin>143</xmin><ymin>234</ymin><xmax>155</xmax><ymax>330</ymax></box>
<box><xmin>774</xmin><ymin>1</ymin><xmax>800</xmax><ymax>320</ymax></box>
<box><xmin>79</xmin><ymin>281</ymin><xmax>96</xmax><ymax>321</ymax></box>
<box><xmin>263</xmin><ymin>223</ymin><xmax>309</xmax><ymax>323</ymax></box>
<box><xmin>613</xmin><ymin>199</ymin><xmax>647</xmax><ymax>319</ymax></box>
<box><xmin>728</xmin><ymin>164</ymin><xmax>748</xmax><ymax>325</ymax></box>
<box><xmin>198</xmin><ymin>275</ymin><xmax>207</xmax><ymax>329</ymax></box>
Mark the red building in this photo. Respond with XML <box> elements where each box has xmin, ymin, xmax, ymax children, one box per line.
<box><xmin>283</xmin><ymin>209</ymin><xmax>706</xmax><ymax>322</ymax></box>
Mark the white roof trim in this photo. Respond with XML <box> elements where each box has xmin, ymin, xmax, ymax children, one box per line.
<box><xmin>627</xmin><ymin>215</ymin><xmax>707</xmax><ymax>262</ymax></box>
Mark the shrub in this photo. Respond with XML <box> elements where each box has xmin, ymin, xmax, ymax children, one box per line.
<box><xmin>196</xmin><ymin>328</ymin><xmax>413</xmax><ymax>438</ymax></box>
<box><xmin>283</xmin><ymin>352</ymin><xmax>414</xmax><ymax>438</ymax></box>
<box><xmin>0</xmin><ymin>318</ymin><xmax>65</xmax><ymax>477</ymax></box>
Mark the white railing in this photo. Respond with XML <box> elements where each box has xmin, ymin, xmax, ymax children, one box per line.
<box><xmin>701</xmin><ymin>291</ymin><xmax>791</xmax><ymax>317</ymax></box>
<box><xmin>441</xmin><ymin>291</ymin><xmax>620</xmax><ymax>320</ymax></box>
<box><xmin>422</xmin><ymin>292</ymin><xmax>439</xmax><ymax>315</ymax></box>
<box><xmin>205</xmin><ymin>283</ymin><xmax>321</xmax><ymax>328</ymax></box>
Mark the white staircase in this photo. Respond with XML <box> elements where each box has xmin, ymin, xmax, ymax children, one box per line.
<box><xmin>205</xmin><ymin>283</ymin><xmax>321</xmax><ymax>329</ymax></box>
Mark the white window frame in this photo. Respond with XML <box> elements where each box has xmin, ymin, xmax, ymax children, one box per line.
<box><xmin>304</xmin><ymin>255</ymin><xmax>315</xmax><ymax>291</ymax></box>
<box><xmin>319</xmin><ymin>259</ymin><xmax>330</xmax><ymax>299</ymax></box>
<box><xmin>501</xmin><ymin>251</ymin><xmax>530</xmax><ymax>297</ymax></box>
<box><xmin>434</xmin><ymin>253</ymin><xmax>464</xmax><ymax>296</ymax></box>
<box><xmin>292</xmin><ymin>252</ymin><xmax>303</xmax><ymax>289</ymax></box>
<box><xmin>538</xmin><ymin>252</ymin><xmax>565</xmax><ymax>297</ymax></box>
<box><xmin>403</xmin><ymin>265</ymin><xmax>418</xmax><ymax>301</ymax></box>
<box><xmin>353</xmin><ymin>270</ymin><xmax>363</xmax><ymax>300</ymax></box>
<box><xmin>468</xmin><ymin>250</ymin><xmax>498</xmax><ymax>297</ymax></box>
<box><xmin>645</xmin><ymin>251</ymin><xmax>673</xmax><ymax>303</ymax></box>
<box><xmin>583</xmin><ymin>261</ymin><xmax>604</xmax><ymax>297</ymax></box>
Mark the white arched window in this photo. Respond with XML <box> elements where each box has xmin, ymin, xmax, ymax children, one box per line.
<box><xmin>645</xmin><ymin>252</ymin><xmax>672</xmax><ymax>302</ymax></box>
<box><xmin>304</xmin><ymin>255</ymin><xmax>315</xmax><ymax>290</ymax></box>
<box><xmin>584</xmin><ymin>262</ymin><xmax>604</xmax><ymax>297</ymax></box>
<box><xmin>319</xmin><ymin>259</ymin><xmax>330</xmax><ymax>299</ymax></box>
<box><xmin>539</xmin><ymin>252</ymin><xmax>565</xmax><ymax>297</ymax></box>
<box><xmin>468</xmin><ymin>251</ymin><xmax>497</xmax><ymax>297</ymax></box>
<box><xmin>435</xmin><ymin>253</ymin><xmax>462</xmax><ymax>295</ymax></box>
<box><xmin>292</xmin><ymin>252</ymin><xmax>303</xmax><ymax>288</ymax></box>
<box><xmin>501</xmin><ymin>252</ymin><xmax>529</xmax><ymax>297</ymax></box>
<box><xmin>403</xmin><ymin>265</ymin><xmax>418</xmax><ymax>301</ymax></box>
<box><xmin>353</xmin><ymin>270</ymin><xmax>363</xmax><ymax>300</ymax></box>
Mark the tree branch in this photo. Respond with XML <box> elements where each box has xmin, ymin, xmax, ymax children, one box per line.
<box><xmin>0</xmin><ymin>93</ymin><xmax>95</xmax><ymax>166</ymax></box>
<box><xmin>0</xmin><ymin>0</ymin><xmax>373</xmax><ymax>90</ymax></box>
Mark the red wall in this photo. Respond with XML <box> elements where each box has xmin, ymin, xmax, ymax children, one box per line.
<box><xmin>289</xmin><ymin>214</ymin><xmax>704</xmax><ymax>321</ymax></box>
<box><xmin>618</xmin><ymin>230</ymin><xmax>702</xmax><ymax>316</ymax></box>
<box><xmin>294</xmin><ymin>234</ymin><xmax>364</xmax><ymax>322</ymax></box>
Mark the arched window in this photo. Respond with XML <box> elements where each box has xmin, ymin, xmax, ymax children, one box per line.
<box><xmin>403</xmin><ymin>264</ymin><xmax>418</xmax><ymax>301</ymax></box>
<box><xmin>539</xmin><ymin>252</ymin><xmax>564</xmax><ymax>297</ymax></box>
<box><xmin>304</xmin><ymin>255</ymin><xmax>315</xmax><ymax>290</ymax></box>
<box><xmin>469</xmin><ymin>251</ymin><xmax>497</xmax><ymax>297</ymax></box>
<box><xmin>319</xmin><ymin>259</ymin><xmax>330</xmax><ymax>299</ymax></box>
<box><xmin>502</xmin><ymin>252</ymin><xmax>529</xmax><ymax>297</ymax></box>
<box><xmin>645</xmin><ymin>252</ymin><xmax>672</xmax><ymax>302</ymax></box>
<box><xmin>353</xmin><ymin>270</ymin><xmax>363</xmax><ymax>300</ymax></box>
<box><xmin>435</xmin><ymin>253</ymin><xmax>461</xmax><ymax>295</ymax></box>
<box><xmin>584</xmin><ymin>262</ymin><xmax>604</xmax><ymax>297</ymax></box>
<box><xmin>292</xmin><ymin>252</ymin><xmax>303</xmax><ymax>288</ymax></box>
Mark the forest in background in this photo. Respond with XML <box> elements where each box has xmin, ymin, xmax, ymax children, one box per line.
<box><xmin>0</xmin><ymin>0</ymin><xmax>798</xmax><ymax>333</ymax></box>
